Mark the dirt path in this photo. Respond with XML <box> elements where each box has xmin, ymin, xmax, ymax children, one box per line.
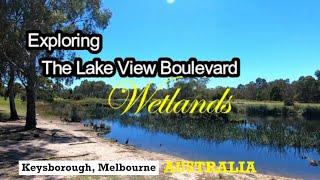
<box><xmin>0</xmin><ymin>116</ymin><xmax>295</xmax><ymax>180</ymax></box>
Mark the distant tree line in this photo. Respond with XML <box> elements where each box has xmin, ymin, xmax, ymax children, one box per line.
<box><xmin>73</xmin><ymin>80</ymin><xmax>113</xmax><ymax>99</ymax></box>
<box><xmin>3</xmin><ymin>69</ymin><xmax>317</xmax><ymax>105</ymax></box>
<box><xmin>232</xmin><ymin>74</ymin><xmax>320</xmax><ymax>103</ymax></box>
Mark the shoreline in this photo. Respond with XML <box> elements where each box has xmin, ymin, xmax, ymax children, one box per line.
<box><xmin>0</xmin><ymin>115</ymin><xmax>295</xmax><ymax>179</ymax></box>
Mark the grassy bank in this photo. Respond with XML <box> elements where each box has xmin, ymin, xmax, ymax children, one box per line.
<box><xmin>0</xmin><ymin>98</ymin><xmax>320</xmax><ymax>120</ymax></box>
<box><xmin>0</xmin><ymin>98</ymin><xmax>26</xmax><ymax>119</ymax></box>
<box><xmin>233</xmin><ymin>99</ymin><xmax>320</xmax><ymax>119</ymax></box>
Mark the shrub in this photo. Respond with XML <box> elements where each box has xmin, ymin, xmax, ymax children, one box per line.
<box><xmin>302</xmin><ymin>106</ymin><xmax>320</xmax><ymax>120</ymax></box>
<box><xmin>284</xmin><ymin>99</ymin><xmax>294</xmax><ymax>106</ymax></box>
<box><xmin>246</xmin><ymin>105</ymin><xmax>295</xmax><ymax>117</ymax></box>
<box><xmin>70</xmin><ymin>106</ymin><xmax>82</xmax><ymax>122</ymax></box>
<box><xmin>37</xmin><ymin>89</ymin><xmax>54</xmax><ymax>102</ymax></box>
<box><xmin>59</xmin><ymin>105</ymin><xmax>82</xmax><ymax>122</ymax></box>
<box><xmin>72</xmin><ymin>94</ymin><xmax>84</xmax><ymax>100</ymax></box>
<box><xmin>281</xmin><ymin>106</ymin><xmax>296</xmax><ymax>117</ymax></box>
<box><xmin>85</xmin><ymin>104</ymin><xmax>110</xmax><ymax>119</ymax></box>
<box><xmin>246</xmin><ymin>105</ymin><xmax>269</xmax><ymax>116</ymax></box>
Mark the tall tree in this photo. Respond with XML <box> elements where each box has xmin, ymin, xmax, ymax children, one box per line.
<box><xmin>0</xmin><ymin>2</ymin><xmax>20</xmax><ymax>120</ymax></box>
<box><xmin>315</xmin><ymin>69</ymin><xmax>320</xmax><ymax>80</ymax></box>
<box><xmin>8</xmin><ymin>64</ymin><xmax>19</xmax><ymax>119</ymax></box>
<box><xmin>293</xmin><ymin>76</ymin><xmax>319</xmax><ymax>102</ymax></box>
<box><xmin>0</xmin><ymin>0</ymin><xmax>111</xmax><ymax>129</ymax></box>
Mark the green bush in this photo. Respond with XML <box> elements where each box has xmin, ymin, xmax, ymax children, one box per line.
<box><xmin>246</xmin><ymin>105</ymin><xmax>296</xmax><ymax>117</ymax></box>
<box><xmin>246</xmin><ymin>105</ymin><xmax>269</xmax><ymax>116</ymax></box>
<box><xmin>85</xmin><ymin>104</ymin><xmax>111</xmax><ymax>119</ymax></box>
<box><xmin>70</xmin><ymin>106</ymin><xmax>82</xmax><ymax>122</ymax></box>
<box><xmin>37</xmin><ymin>89</ymin><xmax>54</xmax><ymax>102</ymax></box>
<box><xmin>284</xmin><ymin>99</ymin><xmax>295</xmax><ymax>106</ymax></box>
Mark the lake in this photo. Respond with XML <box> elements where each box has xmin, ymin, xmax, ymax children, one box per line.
<box><xmin>83</xmin><ymin>113</ymin><xmax>320</xmax><ymax>179</ymax></box>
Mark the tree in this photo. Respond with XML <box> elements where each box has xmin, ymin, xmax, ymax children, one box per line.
<box><xmin>244</xmin><ymin>81</ymin><xmax>257</xmax><ymax>100</ymax></box>
<box><xmin>255</xmin><ymin>78</ymin><xmax>267</xmax><ymax>89</ymax></box>
<box><xmin>270</xmin><ymin>86</ymin><xmax>282</xmax><ymax>101</ymax></box>
<box><xmin>0</xmin><ymin>0</ymin><xmax>111</xmax><ymax>129</ymax></box>
<box><xmin>0</xmin><ymin>4</ymin><xmax>20</xmax><ymax>120</ymax></box>
<box><xmin>267</xmin><ymin>79</ymin><xmax>289</xmax><ymax>101</ymax></box>
<box><xmin>255</xmin><ymin>78</ymin><xmax>268</xmax><ymax>100</ymax></box>
<box><xmin>293</xmin><ymin>76</ymin><xmax>319</xmax><ymax>102</ymax></box>
<box><xmin>173</xmin><ymin>77</ymin><xmax>209</xmax><ymax>99</ymax></box>
<box><xmin>0</xmin><ymin>46</ymin><xmax>20</xmax><ymax>120</ymax></box>
<box><xmin>74</xmin><ymin>80</ymin><xmax>112</xmax><ymax>99</ymax></box>
<box><xmin>315</xmin><ymin>69</ymin><xmax>320</xmax><ymax>80</ymax></box>
<box><xmin>8</xmin><ymin>65</ymin><xmax>19</xmax><ymax>119</ymax></box>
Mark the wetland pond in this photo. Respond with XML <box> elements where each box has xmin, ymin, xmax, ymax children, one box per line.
<box><xmin>82</xmin><ymin>113</ymin><xmax>320</xmax><ymax>179</ymax></box>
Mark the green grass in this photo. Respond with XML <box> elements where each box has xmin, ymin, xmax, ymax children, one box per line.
<box><xmin>0</xmin><ymin>98</ymin><xmax>26</xmax><ymax>118</ymax></box>
<box><xmin>234</xmin><ymin>99</ymin><xmax>320</xmax><ymax>108</ymax></box>
<box><xmin>37</xmin><ymin>97</ymin><xmax>111</xmax><ymax>119</ymax></box>
<box><xmin>233</xmin><ymin>99</ymin><xmax>320</xmax><ymax>118</ymax></box>
<box><xmin>0</xmin><ymin>97</ymin><xmax>319</xmax><ymax>120</ymax></box>
<box><xmin>54</xmin><ymin>97</ymin><xmax>107</xmax><ymax>106</ymax></box>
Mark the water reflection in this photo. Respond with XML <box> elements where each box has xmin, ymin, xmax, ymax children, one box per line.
<box><xmin>83</xmin><ymin>114</ymin><xmax>320</xmax><ymax>179</ymax></box>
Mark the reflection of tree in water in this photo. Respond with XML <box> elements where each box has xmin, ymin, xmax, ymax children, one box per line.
<box><xmin>110</xmin><ymin>113</ymin><xmax>320</xmax><ymax>154</ymax></box>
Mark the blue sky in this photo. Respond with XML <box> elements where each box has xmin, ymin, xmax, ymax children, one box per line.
<box><xmin>75</xmin><ymin>0</ymin><xmax>320</xmax><ymax>88</ymax></box>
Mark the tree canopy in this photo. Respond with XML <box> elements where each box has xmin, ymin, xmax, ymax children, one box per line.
<box><xmin>0</xmin><ymin>0</ymin><xmax>111</xmax><ymax>129</ymax></box>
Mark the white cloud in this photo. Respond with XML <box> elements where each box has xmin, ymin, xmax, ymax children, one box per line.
<box><xmin>166</xmin><ymin>0</ymin><xmax>175</xmax><ymax>4</ymax></box>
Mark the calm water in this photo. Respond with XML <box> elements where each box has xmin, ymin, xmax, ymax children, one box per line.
<box><xmin>83</xmin><ymin>115</ymin><xmax>320</xmax><ymax>179</ymax></box>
